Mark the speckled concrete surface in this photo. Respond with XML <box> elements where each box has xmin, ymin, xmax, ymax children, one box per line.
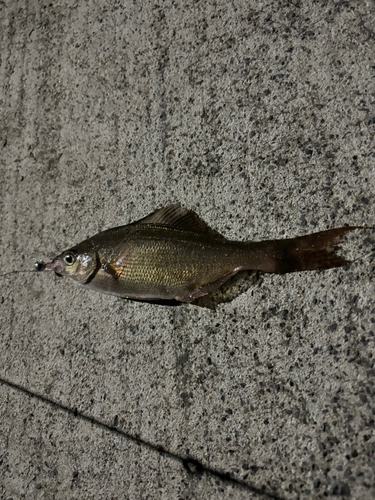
<box><xmin>1</xmin><ymin>1</ymin><xmax>375</xmax><ymax>499</ymax></box>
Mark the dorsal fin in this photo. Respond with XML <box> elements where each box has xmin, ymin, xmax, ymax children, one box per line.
<box><xmin>133</xmin><ymin>204</ymin><xmax>225</xmax><ymax>238</ymax></box>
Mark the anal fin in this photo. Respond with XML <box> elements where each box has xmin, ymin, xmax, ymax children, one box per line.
<box><xmin>176</xmin><ymin>268</ymin><xmax>242</xmax><ymax>303</ymax></box>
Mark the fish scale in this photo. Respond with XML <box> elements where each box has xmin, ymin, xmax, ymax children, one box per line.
<box><xmin>116</xmin><ymin>235</ymin><xmax>239</xmax><ymax>293</ymax></box>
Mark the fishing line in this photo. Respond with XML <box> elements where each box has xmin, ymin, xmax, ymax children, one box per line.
<box><xmin>0</xmin><ymin>376</ymin><xmax>284</xmax><ymax>500</ymax></box>
<box><xmin>0</xmin><ymin>262</ymin><xmax>47</xmax><ymax>278</ymax></box>
<box><xmin>0</xmin><ymin>270</ymin><xmax>39</xmax><ymax>277</ymax></box>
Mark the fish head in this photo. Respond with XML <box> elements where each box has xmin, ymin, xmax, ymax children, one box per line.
<box><xmin>45</xmin><ymin>247</ymin><xmax>98</xmax><ymax>284</ymax></box>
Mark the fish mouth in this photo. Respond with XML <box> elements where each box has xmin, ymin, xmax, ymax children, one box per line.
<box><xmin>44</xmin><ymin>259</ymin><xmax>64</xmax><ymax>277</ymax></box>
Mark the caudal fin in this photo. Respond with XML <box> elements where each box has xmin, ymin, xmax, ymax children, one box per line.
<box><xmin>246</xmin><ymin>226</ymin><xmax>364</xmax><ymax>274</ymax></box>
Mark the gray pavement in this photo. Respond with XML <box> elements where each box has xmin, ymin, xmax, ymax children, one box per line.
<box><xmin>1</xmin><ymin>1</ymin><xmax>375</xmax><ymax>498</ymax></box>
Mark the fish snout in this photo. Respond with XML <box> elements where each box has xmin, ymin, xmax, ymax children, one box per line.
<box><xmin>44</xmin><ymin>258</ymin><xmax>64</xmax><ymax>277</ymax></box>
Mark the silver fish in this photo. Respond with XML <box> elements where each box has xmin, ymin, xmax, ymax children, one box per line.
<box><xmin>42</xmin><ymin>204</ymin><xmax>362</xmax><ymax>303</ymax></box>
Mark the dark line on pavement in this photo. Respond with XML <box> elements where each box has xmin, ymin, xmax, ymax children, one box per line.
<box><xmin>0</xmin><ymin>376</ymin><xmax>284</xmax><ymax>499</ymax></box>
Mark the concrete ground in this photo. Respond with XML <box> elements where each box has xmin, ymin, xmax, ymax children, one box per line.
<box><xmin>1</xmin><ymin>0</ymin><xmax>374</xmax><ymax>498</ymax></box>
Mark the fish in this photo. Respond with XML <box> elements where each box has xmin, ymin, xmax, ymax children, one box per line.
<box><xmin>41</xmin><ymin>204</ymin><xmax>364</xmax><ymax>303</ymax></box>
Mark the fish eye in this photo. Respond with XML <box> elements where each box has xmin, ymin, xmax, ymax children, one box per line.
<box><xmin>63</xmin><ymin>252</ymin><xmax>76</xmax><ymax>266</ymax></box>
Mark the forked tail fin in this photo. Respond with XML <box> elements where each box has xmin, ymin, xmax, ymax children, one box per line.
<box><xmin>245</xmin><ymin>226</ymin><xmax>364</xmax><ymax>274</ymax></box>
